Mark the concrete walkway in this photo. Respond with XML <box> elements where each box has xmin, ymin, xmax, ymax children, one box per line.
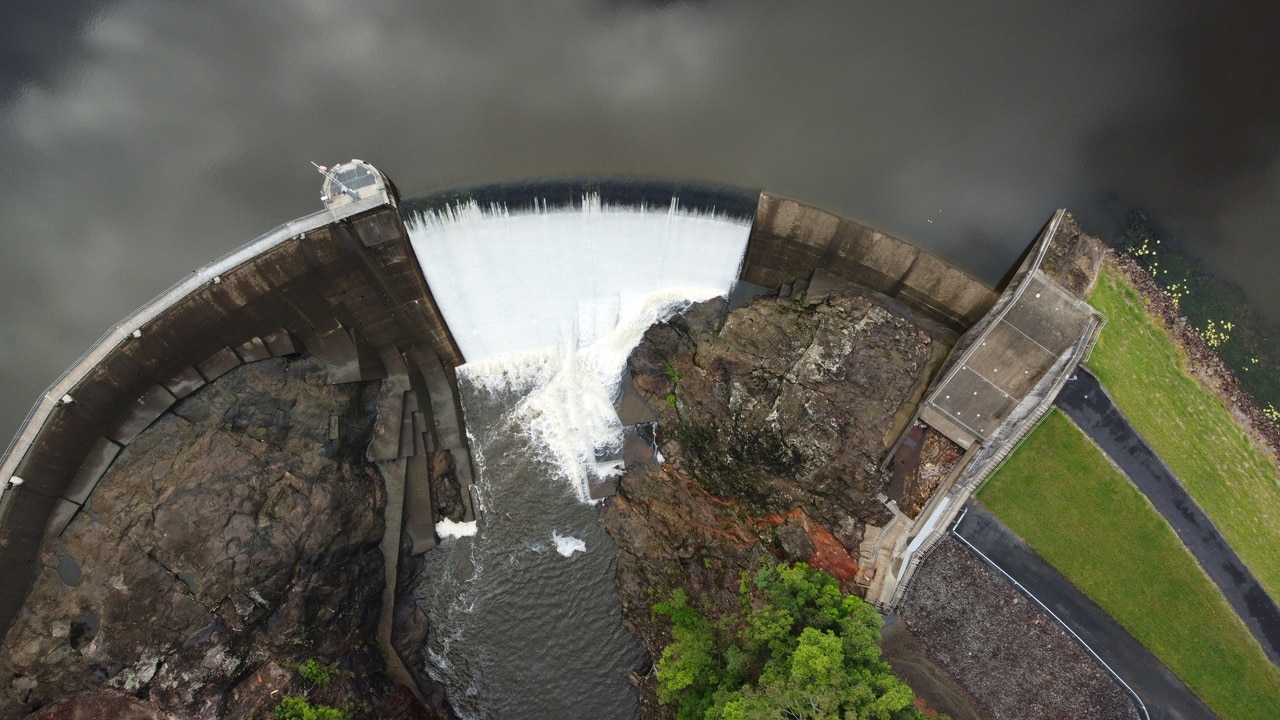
<box><xmin>953</xmin><ymin>503</ymin><xmax>1216</xmax><ymax>720</ymax></box>
<box><xmin>1055</xmin><ymin>369</ymin><xmax>1280</xmax><ymax>666</ymax></box>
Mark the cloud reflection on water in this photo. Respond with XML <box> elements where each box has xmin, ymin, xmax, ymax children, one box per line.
<box><xmin>1</xmin><ymin>0</ymin><xmax>1278</xmax><ymax>440</ymax></box>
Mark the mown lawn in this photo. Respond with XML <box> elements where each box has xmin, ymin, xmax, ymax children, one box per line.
<box><xmin>978</xmin><ymin>410</ymin><xmax>1280</xmax><ymax>719</ymax></box>
<box><xmin>1087</xmin><ymin>266</ymin><xmax>1280</xmax><ymax>602</ymax></box>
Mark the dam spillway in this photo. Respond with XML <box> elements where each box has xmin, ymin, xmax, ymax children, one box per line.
<box><xmin>404</xmin><ymin>187</ymin><xmax>754</xmax><ymax>503</ymax></box>
<box><xmin>405</xmin><ymin>194</ymin><xmax>752</xmax><ymax>363</ymax></box>
<box><xmin>400</xmin><ymin>184</ymin><xmax>755</xmax><ymax>717</ymax></box>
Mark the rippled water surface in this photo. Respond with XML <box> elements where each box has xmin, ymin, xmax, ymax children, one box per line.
<box><xmin>414</xmin><ymin>379</ymin><xmax>647</xmax><ymax>719</ymax></box>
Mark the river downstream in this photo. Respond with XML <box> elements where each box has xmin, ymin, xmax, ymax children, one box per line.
<box><xmin>412</xmin><ymin>376</ymin><xmax>647</xmax><ymax>719</ymax></box>
<box><xmin>402</xmin><ymin>188</ymin><xmax>753</xmax><ymax>717</ymax></box>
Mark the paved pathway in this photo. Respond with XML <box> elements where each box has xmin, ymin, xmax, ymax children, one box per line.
<box><xmin>953</xmin><ymin>503</ymin><xmax>1216</xmax><ymax>720</ymax></box>
<box><xmin>1054</xmin><ymin>369</ymin><xmax>1280</xmax><ymax>666</ymax></box>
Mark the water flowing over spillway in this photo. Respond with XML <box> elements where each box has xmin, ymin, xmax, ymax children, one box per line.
<box><xmin>408</xmin><ymin>194</ymin><xmax>752</xmax><ymax>362</ymax></box>
<box><xmin>408</xmin><ymin>194</ymin><xmax>751</xmax><ymax>503</ymax></box>
<box><xmin>404</xmin><ymin>191</ymin><xmax>752</xmax><ymax>718</ymax></box>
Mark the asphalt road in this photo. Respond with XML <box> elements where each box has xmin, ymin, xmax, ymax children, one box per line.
<box><xmin>953</xmin><ymin>503</ymin><xmax>1217</xmax><ymax>720</ymax></box>
<box><xmin>1054</xmin><ymin>369</ymin><xmax>1280</xmax><ymax>666</ymax></box>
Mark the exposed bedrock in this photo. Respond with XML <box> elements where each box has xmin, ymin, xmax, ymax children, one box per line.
<box><xmin>0</xmin><ymin>356</ymin><xmax>434</xmax><ymax>720</ymax></box>
<box><xmin>628</xmin><ymin>291</ymin><xmax>934</xmax><ymax>542</ymax></box>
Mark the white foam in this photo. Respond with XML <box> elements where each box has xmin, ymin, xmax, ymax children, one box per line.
<box><xmin>436</xmin><ymin>518</ymin><xmax>479</xmax><ymax>539</ymax></box>
<box><xmin>407</xmin><ymin>196</ymin><xmax>750</xmax><ymax>362</ymax></box>
<box><xmin>408</xmin><ymin>196</ymin><xmax>751</xmax><ymax>502</ymax></box>
<box><xmin>552</xmin><ymin>532</ymin><xmax>587</xmax><ymax>557</ymax></box>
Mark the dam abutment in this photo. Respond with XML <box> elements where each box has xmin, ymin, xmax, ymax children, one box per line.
<box><xmin>741</xmin><ymin>192</ymin><xmax>999</xmax><ymax>332</ymax></box>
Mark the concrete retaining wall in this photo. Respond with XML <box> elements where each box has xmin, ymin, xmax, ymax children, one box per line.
<box><xmin>875</xmin><ymin>210</ymin><xmax>1106</xmax><ymax>609</ymax></box>
<box><xmin>742</xmin><ymin>193</ymin><xmax>998</xmax><ymax>331</ymax></box>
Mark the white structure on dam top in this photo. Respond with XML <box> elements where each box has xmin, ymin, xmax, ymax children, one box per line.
<box><xmin>317</xmin><ymin>159</ymin><xmax>393</xmax><ymax>209</ymax></box>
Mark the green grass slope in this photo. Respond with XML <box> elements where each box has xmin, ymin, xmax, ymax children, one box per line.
<box><xmin>1087</xmin><ymin>265</ymin><xmax>1280</xmax><ymax>601</ymax></box>
<box><xmin>978</xmin><ymin>410</ymin><xmax>1280</xmax><ymax>719</ymax></box>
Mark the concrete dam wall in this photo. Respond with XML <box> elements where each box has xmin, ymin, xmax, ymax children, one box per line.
<box><xmin>742</xmin><ymin>192</ymin><xmax>998</xmax><ymax>332</ymax></box>
<box><xmin>0</xmin><ymin>173</ymin><xmax>1006</xmax><ymax>651</ymax></box>
<box><xmin>0</xmin><ymin>189</ymin><xmax>470</xmax><ymax>641</ymax></box>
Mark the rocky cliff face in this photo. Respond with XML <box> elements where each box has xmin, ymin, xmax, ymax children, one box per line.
<box><xmin>601</xmin><ymin>290</ymin><xmax>936</xmax><ymax>714</ymax></box>
<box><xmin>623</xmin><ymin>290</ymin><xmax>933</xmax><ymax>539</ymax></box>
<box><xmin>0</xmin><ymin>356</ymin><xmax>429</xmax><ymax>719</ymax></box>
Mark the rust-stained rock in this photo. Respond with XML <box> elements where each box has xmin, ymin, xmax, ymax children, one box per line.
<box><xmin>601</xmin><ymin>463</ymin><xmax>771</xmax><ymax>650</ymax></box>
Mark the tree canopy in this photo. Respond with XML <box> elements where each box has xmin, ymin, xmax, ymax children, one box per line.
<box><xmin>652</xmin><ymin>562</ymin><xmax>941</xmax><ymax>720</ymax></box>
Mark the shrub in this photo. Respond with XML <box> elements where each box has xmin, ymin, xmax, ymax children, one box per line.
<box><xmin>292</xmin><ymin>658</ymin><xmax>337</xmax><ymax>688</ymax></box>
<box><xmin>653</xmin><ymin>562</ymin><xmax>940</xmax><ymax>720</ymax></box>
<box><xmin>272</xmin><ymin>696</ymin><xmax>348</xmax><ymax>720</ymax></box>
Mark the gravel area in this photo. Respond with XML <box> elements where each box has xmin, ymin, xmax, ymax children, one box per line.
<box><xmin>900</xmin><ymin>537</ymin><xmax>1140</xmax><ymax>720</ymax></box>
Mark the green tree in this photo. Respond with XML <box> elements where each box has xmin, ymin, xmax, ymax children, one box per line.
<box><xmin>654</xmin><ymin>562</ymin><xmax>940</xmax><ymax>720</ymax></box>
<box><xmin>653</xmin><ymin>589</ymin><xmax>723</xmax><ymax>719</ymax></box>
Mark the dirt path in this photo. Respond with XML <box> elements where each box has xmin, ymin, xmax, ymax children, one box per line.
<box><xmin>879</xmin><ymin>614</ymin><xmax>992</xmax><ymax>719</ymax></box>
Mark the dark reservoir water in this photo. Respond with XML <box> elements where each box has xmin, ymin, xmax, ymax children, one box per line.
<box><xmin>3</xmin><ymin>3</ymin><xmax>1280</xmax><ymax>716</ymax></box>
<box><xmin>413</xmin><ymin>377</ymin><xmax>647</xmax><ymax>719</ymax></box>
<box><xmin>5</xmin><ymin>2</ymin><xmax>1280</xmax><ymax>448</ymax></box>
